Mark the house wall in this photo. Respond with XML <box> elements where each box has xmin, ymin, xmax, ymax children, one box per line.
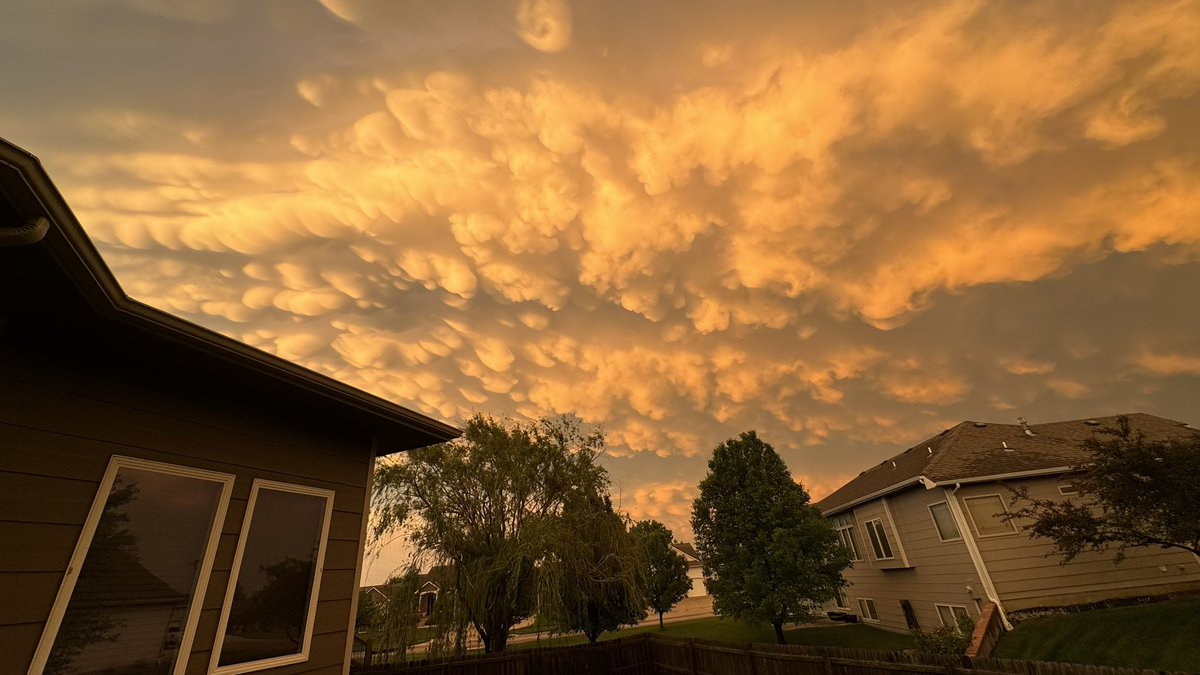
<box><xmin>0</xmin><ymin>332</ymin><xmax>373</xmax><ymax>675</ymax></box>
<box><xmin>953</xmin><ymin>478</ymin><xmax>1200</xmax><ymax>612</ymax></box>
<box><xmin>685</xmin><ymin>563</ymin><xmax>707</xmax><ymax>598</ymax></box>
<box><xmin>839</xmin><ymin>486</ymin><xmax>985</xmax><ymax>633</ymax></box>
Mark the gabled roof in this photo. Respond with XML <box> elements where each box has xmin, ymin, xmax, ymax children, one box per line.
<box><xmin>0</xmin><ymin>138</ymin><xmax>459</xmax><ymax>454</ymax></box>
<box><xmin>815</xmin><ymin>413</ymin><xmax>1196</xmax><ymax>515</ymax></box>
<box><xmin>671</xmin><ymin>542</ymin><xmax>700</xmax><ymax>562</ymax></box>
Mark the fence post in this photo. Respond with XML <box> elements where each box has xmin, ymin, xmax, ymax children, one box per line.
<box><xmin>823</xmin><ymin>654</ymin><xmax>834</xmax><ymax>675</ymax></box>
<box><xmin>688</xmin><ymin>639</ymin><xmax>699</xmax><ymax>675</ymax></box>
<box><xmin>745</xmin><ymin>643</ymin><xmax>757</xmax><ymax>675</ymax></box>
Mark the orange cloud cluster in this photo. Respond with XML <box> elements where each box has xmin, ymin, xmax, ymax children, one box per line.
<box><xmin>7</xmin><ymin>0</ymin><xmax>1200</xmax><ymax>562</ymax></box>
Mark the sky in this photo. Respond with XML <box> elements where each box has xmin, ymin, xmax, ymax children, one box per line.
<box><xmin>4</xmin><ymin>0</ymin><xmax>1200</xmax><ymax>584</ymax></box>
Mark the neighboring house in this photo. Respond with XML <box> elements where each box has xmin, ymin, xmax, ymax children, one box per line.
<box><xmin>670</xmin><ymin>543</ymin><xmax>709</xmax><ymax>598</ymax></box>
<box><xmin>0</xmin><ymin>139</ymin><xmax>460</xmax><ymax>675</ymax></box>
<box><xmin>815</xmin><ymin>413</ymin><xmax>1200</xmax><ymax>635</ymax></box>
<box><xmin>359</xmin><ymin>570</ymin><xmax>441</xmax><ymax>620</ymax></box>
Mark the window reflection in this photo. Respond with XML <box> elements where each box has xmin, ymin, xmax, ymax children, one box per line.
<box><xmin>46</xmin><ymin>467</ymin><xmax>224</xmax><ymax>675</ymax></box>
<box><xmin>217</xmin><ymin>487</ymin><xmax>328</xmax><ymax>667</ymax></box>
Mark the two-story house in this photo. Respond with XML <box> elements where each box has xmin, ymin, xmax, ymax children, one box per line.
<box><xmin>815</xmin><ymin>413</ymin><xmax>1200</xmax><ymax>634</ymax></box>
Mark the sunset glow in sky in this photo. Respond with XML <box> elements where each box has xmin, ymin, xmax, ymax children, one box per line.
<box><xmin>5</xmin><ymin>0</ymin><xmax>1200</xmax><ymax>583</ymax></box>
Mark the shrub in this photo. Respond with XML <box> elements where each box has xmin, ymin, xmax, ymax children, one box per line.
<box><xmin>913</xmin><ymin>615</ymin><xmax>975</xmax><ymax>655</ymax></box>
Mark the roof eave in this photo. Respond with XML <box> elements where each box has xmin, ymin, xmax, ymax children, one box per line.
<box><xmin>1</xmin><ymin>138</ymin><xmax>460</xmax><ymax>448</ymax></box>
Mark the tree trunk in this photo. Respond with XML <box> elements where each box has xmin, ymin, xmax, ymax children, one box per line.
<box><xmin>659</xmin><ymin>611</ymin><xmax>665</xmax><ymax>631</ymax></box>
<box><xmin>773</xmin><ymin>621</ymin><xmax>786</xmax><ymax>644</ymax></box>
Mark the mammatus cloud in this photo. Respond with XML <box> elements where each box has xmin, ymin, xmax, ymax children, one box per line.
<box><xmin>4</xmin><ymin>0</ymin><xmax>1200</xmax><ymax>580</ymax></box>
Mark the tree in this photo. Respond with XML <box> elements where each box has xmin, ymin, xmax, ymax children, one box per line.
<box><xmin>691</xmin><ymin>431</ymin><xmax>851</xmax><ymax>644</ymax></box>
<box><xmin>630</xmin><ymin>520</ymin><xmax>691</xmax><ymax>630</ymax></box>
<box><xmin>236</xmin><ymin>557</ymin><xmax>313</xmax><ymax>644</ymax></box>
<box><xmin>541</xmin><ymin>495</ymin><xmax>647</xmax><ymax>642</ymax></box>
<box><xmin>1007</xmin><ymin>415</ymin><xmax>1200</xmax><ymax>562</ymax></box>
<box><xmin>371</xmin><ymin>413</ymin><xmax>609</xmax><ymax>653</ymax></box>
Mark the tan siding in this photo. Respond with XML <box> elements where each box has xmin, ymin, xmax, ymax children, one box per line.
<box><xmin>954</xmin><ymin>478</ymin><xmax>1200</xmax><ymax>611</ymax></box>
<box><xmin>0</xmin><ymin>358</ymin><xmax>372</xmax><ymax>675</ymax></box>
<box><xmin>838</xmin><ymin>486</ymin><xmax>985</xmax><ymax>632</ymax></box>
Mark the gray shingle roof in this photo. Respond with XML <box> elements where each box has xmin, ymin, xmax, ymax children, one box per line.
<box><xmin>815</xmin><ymin>413</ymin><xmax>1196</xmax><ymax>514</ymax></box>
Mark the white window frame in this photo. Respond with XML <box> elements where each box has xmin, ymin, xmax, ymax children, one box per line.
<box><xmin>834</xmin><ymin>588</ymin><xmax>850</xmax><ymax>610</ymax></box>
<box><xmin>209</xmin><ymin>479</ymin><xmax>335</xmax><ymax>675</ymax></box>
<box><xmin>831</xmin><ymin>513</ymin><xmax>862</xmax><ymax>561</ymax></box>
<box><xmin>858</xmin><ymin>598</ymin><xmax>879</xmax><ymax>622</ymax></box>
<box><xmin>28</xmin><ymin>456</ymin><xmax>234</xmax><ymax>675</ymax></box>
<box><xmin>865</xmin><ymin>518</ymin><xmax>895</xmax><ymax>560</ymax></box>
<box><xmin>935</xmin><ymin>603</ymin><xmax>972</xmax><ymax>631</ymax></box>
<box><xmin>962</xmin><ymin>493</ymin><xmax>1019</xmax><ymax>538</ymax></box>
<box><xmin>1057</xmin><ymin>483</ymin><xmax>1078</xmax><ymax>496</ymax></box>
<box><xmin>927</xmin><ymin>501</ymin><xmax>962</xmax><ymax>542</ymax></box>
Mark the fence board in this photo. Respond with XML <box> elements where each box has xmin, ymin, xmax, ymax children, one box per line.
<box><xmin>353</xmin><ymin>632</ymin><xmax>1195</xmax><ymax>675</ymax></box>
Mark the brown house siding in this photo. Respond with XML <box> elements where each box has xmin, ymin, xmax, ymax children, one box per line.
<box><xmin>840</xmin><ymin>486</ymin><xmax>986</xmax><ymax>633</ymax></box>
<box><xmin>953</xmin><ymin>479</ymin><xmax>1200</xmax><ymax>612</ymax></box>
<box><xmin>0</xmin><ymin>348</ymin><xmax>372</xmax><ymax>675</ymax></box>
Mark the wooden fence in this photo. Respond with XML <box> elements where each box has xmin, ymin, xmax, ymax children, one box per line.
<box><xmin>353</xmin><ymin>633</ymin><xmax>1196</xmax><ymax>675</ymax></box>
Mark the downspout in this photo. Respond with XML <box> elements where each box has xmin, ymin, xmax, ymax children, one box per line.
<box><xmin>0</xmin><ymin>215</ymin><xmax>49</xmax><ymax>246</ymax></box>
<box><xmin>944</xmin><ymin>484</ymin><xmax>1013</xmax><ymax>630</ymax></box>
<box><xmin>343</xmin><ymin>437</ymin><xmax>379</xmax><ymax>675</ymax></box>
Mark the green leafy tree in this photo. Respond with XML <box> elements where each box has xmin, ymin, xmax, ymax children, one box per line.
<box><xmin>356</xmin><ymin>589</ymin><xmax>382</xmax><ymax>633</ymax></box>
<box><xmin>371</xmin><ymin>569</ymin><xmax>426</xmax><ymax>663</ymax></box>
<box><xmin>541</xmin><ymin>495</ymin><xmax>647</xmax><ymax>642</ymax></box>
<box><xmin>1007</xmin><ymin>416</ymin><xmax>1200</xmax><ymax>562</ymax></box>
<box><xmin>691</xmin><ymin>431</ymin><xmax>851</xmax><ymax>644</ymax></box>
<box><xmin>372</xmin><ymin>413</ymin><xmax>609</xmax><ymax>653</ymax></box>
<box><xmin>630</xmin><ymin>520</ymin><xmax>691</xmax><ymax>630</ymax></box>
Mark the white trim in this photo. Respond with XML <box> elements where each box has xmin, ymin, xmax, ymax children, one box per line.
<box><xmin>28</xmin><ymin>455</ymin><xmax>234</xmax><ymax>675</ymax></box>
<box><xmin>820</xmin><ymin>476</ymin><xmax>926</xmax><ymax>516</ymax></box>
<box><xmin>210</xmin><ymin>479</ymin><xmax>336</xmax><ymax>675</ymax></box>
<box><xmin>927</xmin><ymin>501</ymin><xmax>963</xmax><ymax>542</ymax></box>
<box><xmin>934</xmin><ymin>603</ymin><xmax>971</xmax><ymax>631</ymax></box>
<box><xmin>864</xmin><ymin>518</ymin><xmax>895</xmax><ymax>561</ymax></box>
<box><xmin>932</xmin><ymin>466</ymin><xmax>1075</xmax><ymax>487</ymax></box>
<box><xmin>962</xmin><ymin>493</ymin><xmax>1019</xmax><ymax>538</ymax></box>
<box><xmin>857</xmin><ymin>598</ymin><xmax>879</xmax><ymax>622</ymax></box>
<box><xmin>1057</xmin><ymin>483</ymin><xmax>1078</xmax><ymax>496</ymax></box>
<box><xmin>880</xmin><ymin>498</ymin><xmax>909</xmax><ymax>566</ymax></box>
<box><xmin>830</xmin><ymin>513</ymin><xmax>863</xmax><ymax>562</ymax></box>
<box><xmin>943</xmin><ymin>488</ymin><xmax>1012</xmax><ymax>630</ymax></box>
<box><xmin>821</xmin><ymin>466</ymin><xmax>1083</xmax><ymax>517</ymax></box>
<box><xmin>343</xmin><ymin>446</ymin><xmax>377</xmax><ymax>675</ymax></box>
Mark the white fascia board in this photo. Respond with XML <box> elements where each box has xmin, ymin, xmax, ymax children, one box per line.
<box><xmin>930</xmin><ymin>466</ymin><xmax>1076</xmax><ymax>487</ymax></box>
<box><xmin>819</xmin><ymin>476</ymin><xmax>927</xmax><ymax>516</ymax></box>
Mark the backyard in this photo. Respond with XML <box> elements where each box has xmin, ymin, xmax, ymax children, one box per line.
<box><xmin>994</xmin><ymin>595</ymin><xmax>1200</xmax><ymax>671</ymax></box>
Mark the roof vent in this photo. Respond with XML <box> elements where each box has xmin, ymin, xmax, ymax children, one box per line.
<box><xmin>927</xmin><ymin>447</ymin><xmax>933</xmax><ymax>455</ymax></box>
<box><xmin>973</xmin><ymin>422</ymin><xmax>987</xmax><ymax>428</ymax></box>
<box><xmin>1018</xmin><ymin>416</ymin><xmax>1035</xmax><ymax>436</ymax></box>
<box><xmin>1084</xmin><ymin>420</ymin><xmax>1100</xmax><ymax>426</ymax></box>
<box><xmin>891</xmin><ymin>461</ymin><xmax>897</xmax><ymax>469</ymax></box>
<box><xmin>1002</xmin><ymin>441</ymin><xmax>1013</xmax><ymax>452</ymax></box>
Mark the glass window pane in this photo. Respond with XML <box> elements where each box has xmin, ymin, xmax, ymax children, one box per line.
<box><xmin>929</xmin><ymin>503</ymin><xmax>960</xmax><ymax>541</ymax></box>
<box><xmin>937</xmin><ymin>605</ymin><xmax>955</xmax><ymax>626</ymax></box>
<box><xmin>47</xmin><ymin>466</ymin><xmax>224</xmax><ymax>675</ymax></box>
<box><xmin>965</xmin><ymin>496</ymin><xmax>1016</xmax><ymax>536</ymax></box>
<box><xmin>218</xmin><ymin>487</ymin><xmax>329</xmax><ymax>667</ymax></box>
<box><xmin>868</xmin><ymin>520</ymin><xmax>893</xmax><ymax>558</ymax></box>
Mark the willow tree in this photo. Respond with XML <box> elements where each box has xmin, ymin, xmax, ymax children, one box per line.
<box><xmin>540</xmin><ymin>495</ymin><xmax>647</xmax><ymax>642</ymax></box>
<box><xmin>371</xmin><ymin>414</ymin><xmax>608</xmax><ymax>653</ymax></box>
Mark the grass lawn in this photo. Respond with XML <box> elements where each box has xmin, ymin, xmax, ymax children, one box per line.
<box><xmin>510</xmin><ymin>617</ymin><xmax>912</xmax><ymax>652</ymax></box>
<box><xmin>994</xmin><ymin>595</ymin><xmax>1200</xmax><ymax>671</ymax></box>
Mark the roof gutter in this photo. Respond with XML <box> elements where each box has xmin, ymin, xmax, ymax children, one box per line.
<box><xmin>0</xmin><ymin>215</ymin><xmax>49</xmax><ymax>246</ymax></box>
<box><xmin>819</xmin><ymin>476</ymin><xmax>930</xmax><ymax>516</ymax></box>
<box><xmin>927</xmin><ymin>466</ymin><xmax>1075</xmax><ymax>487</ymax></box>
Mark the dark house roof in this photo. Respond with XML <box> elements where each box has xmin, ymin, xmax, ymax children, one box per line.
<box><xmin>0</xmin><ymin>138</ymin><xmax>459</xmax><ymax>454</ymax></box>
<box><xmin>671</xmin><ymin>542</ymin><xmax>700</xmax><ymax>562</ymax></box>
<box><xmin>815</xmin><ymin>413</ymin><xmax>1197</xmax><ymax>515</ymax></box>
